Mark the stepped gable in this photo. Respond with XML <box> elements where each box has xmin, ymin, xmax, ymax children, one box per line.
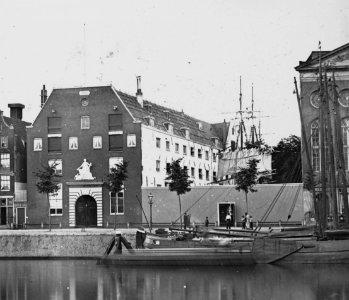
<box><xmin>116</xmin><ymin>90</ymin><xmax>223</xmax><ymax>148</ymax></box>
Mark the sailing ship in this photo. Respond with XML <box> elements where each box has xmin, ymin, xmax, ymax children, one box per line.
<box><xmin>217</xmin><ymin>77</ymin><xmax>273</xmax><ymax>185</ymax></box>
<box><xmin>99</xmin><ymin>43</ymin><xmax>349</xmax><ymax>266</ymax></box>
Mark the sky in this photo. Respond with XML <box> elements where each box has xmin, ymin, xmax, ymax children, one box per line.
<box><xmin>0</xmin><ymin>0</ymin><xmax>348</xmax><ymax>146</ymax></box>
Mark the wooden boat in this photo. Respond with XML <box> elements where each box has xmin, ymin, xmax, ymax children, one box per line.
<box><xmin>98</xmin><ymin>228</ymin><xmax>349</xmax><ymax>266</ymax></box>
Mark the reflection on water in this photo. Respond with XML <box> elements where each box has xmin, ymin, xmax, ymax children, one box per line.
<box><xmin>0</xmin><ymin>260</ymin><xmax>349</xmax><ymax>300</ymax></box>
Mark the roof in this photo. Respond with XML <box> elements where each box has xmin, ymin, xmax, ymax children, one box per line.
<box><xmin>295</xmin><ymin>42</ymin><xmax>349</xmax><ymax>71</ymax></box>
<box><xmin>116</xmin><ymin>90</ymin><xmax>224</xmax><ymax>148</ymax></box>
<box><xmin>1</xmin><ymin>114</ymin><xmax>31</xmax><ymax>132</ymax></box>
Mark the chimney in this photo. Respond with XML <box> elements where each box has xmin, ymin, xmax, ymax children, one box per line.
<box><xmin>41</xmin><ymin>85</ymin><xmax>48</xmax><ymax>107</ymax></box>
<box><xmin>8</xmin><ymin>103</ymin><xmax>25</xmax><ymax>120</ymax></box>
<box><xmin>136</xmin><ymin>76</ymin><xmax>143</xmax><ymax>107</ymax></box>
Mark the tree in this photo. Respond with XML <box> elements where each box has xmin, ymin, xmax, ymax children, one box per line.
<box><xmin>104</xmin><ymin>161</ymin><xmax>128</xmax><ymax>229</ymax></box>
<box><xmin>235</xmin><ymin>158</ymin><xmax>260</xmax><ymax>213</ymax></box>
<box><xmin>272</xmin><ymin>135</ymin><xmax>302</xmax><ymax>183</ymax></box>
<box><xmin>34</xmin><ymin>163</ymin><xmax>60</xmax><ymax>231</ymax></box>
<box><xmin>165</xmin><ymin>158</ymin><xmax>193</xmax><ymax>228</ymax></box>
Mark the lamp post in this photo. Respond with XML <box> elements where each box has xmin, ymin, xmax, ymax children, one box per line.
<box><xmin>148</xmin><ymin>193</ymin><xmax>154</xmax><ymax>232</ymax></box>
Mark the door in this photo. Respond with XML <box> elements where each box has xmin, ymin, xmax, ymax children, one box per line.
<box><xmin>75</xmin><ymin>195</ymin><xmax>97</xmax><ymax>227</ymax></box>
<box><xmin>218</xmin><ymin>203</ymin><xmax>235</xmax><ymax>227</ymax></box>
<box><xmin>0</xmin><ymin>207</ymin><xmax>6</xmax><ymax>225</ymax></box>
<box><xmin>17</xmin><ymin>207</ymin><xmax>25</xmax><ymax>227</ymax></box>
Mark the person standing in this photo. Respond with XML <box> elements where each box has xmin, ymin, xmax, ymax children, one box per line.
<box><xmin>205</xmin><ymin>216</ymin><xmax>209</xmax><ymax>227</ymax></box>
<box><xmin>245</xmin><ymin>213</ymin><xmax>250</xmax><ymax>229</ymax></box>
<box><xmin>226</xmin><ymin>213</ymin><xmax>232</xmax><ymax>230</ymax></box>
<box><xmin>249</xmin><ymin>215</ymin><xmax>253</xmax><ymax>229</ymax></box>
<box><xmin>241</xmin><ymin>215</ymin><xmax>246</xmax><ymax>229</ymax></box>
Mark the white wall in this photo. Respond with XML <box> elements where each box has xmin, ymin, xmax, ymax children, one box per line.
<box><xmin>141</xmin><ymin>124</ymin><xmax>219</xmax><ymax>187</ymax></box>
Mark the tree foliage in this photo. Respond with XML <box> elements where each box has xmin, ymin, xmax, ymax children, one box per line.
<box><xmin>33</xmin><ymin>162</ymin><xmax>60</xmax><ymax>231</ymax></box>
<box><xmin>104</xmin><ymin>162</ymin><xmax>128</xmax><ymax>194</ymax></box>
<box><xmin>272</xmin><ymin>135</ymin><xmax>302</xmax><ymax>183</ymax></box>
<box><xmin>165</xmin><ymin>159</ymin><xmax>193</xmax><ymax>196</ymax></box>
<box><xmin>165</xmin><ymin>158</ymin><xmax>193</xmax><ymax>228</ymax></box>
<box><xmin>235</xmin><ymin>158</ymin><xmax>260</xmax><ymax>213</ymax></box>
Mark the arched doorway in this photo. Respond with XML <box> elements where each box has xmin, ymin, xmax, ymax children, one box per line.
<box><xmin>75</xmin><ymin>195</ymin><xmax>97</xmax><ymax>227</ymax></box>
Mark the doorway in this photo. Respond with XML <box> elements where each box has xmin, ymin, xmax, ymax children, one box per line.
<box><xmin>17</xmin><ymin>207</ymin><xmax>26</xmax><ymax>227</ymax></box>
<box><xmin>75</xmin><ymin>195</ymin><xmax>97</xmax><ymax>227</ymax></box>
<box><xmin>218</xmin><ymin>203</ymin><xmax>235</xmax><ymax>227</ymax></box>
<box><xmin>0</xmin><ymin>207</ymin><xmax>6</xmax><ymax>225</ymax></box>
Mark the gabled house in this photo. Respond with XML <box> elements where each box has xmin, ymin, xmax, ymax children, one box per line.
<box><xmin>27</xmin><ymin>81</ymin><xmax>223</xmax><ymax>228</ymax></box>
<box><xmin>0</xmin><ymin>104</ymin><xmax>30</xmax><ymax>227</ymax></box>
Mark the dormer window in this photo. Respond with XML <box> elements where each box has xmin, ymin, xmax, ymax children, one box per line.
<box><xmin>144</xmin><ymin>104</ymin><xmax>152</xmax><ymax>114</ymax></box>
<box><xmin>164</xmin><ymin>122</ymin><xmax>173</xmax><ymax>134</ymax></box>
<box><xmin>196</xmin><ymin>122</ymin><xmax>203</xmax><ymax>130</ymax></box>
<box><xmin>211</xmin><ymin>137</ymin><xmax>219</xmax><ymax>147</ymax></box>
<box><xmin>145</xmin><ymin>116</ymin><xmax>155</xmax><ymax>127</ymax></box>
<box><xmin>181</xmin><ymin>127</ymin><xmax>190</xmax><ymax>139</ymax></box>
<box><xmin>163</xmin><ymin>110</ymin><xmax>170</xmax><ymax>119</ymax></box>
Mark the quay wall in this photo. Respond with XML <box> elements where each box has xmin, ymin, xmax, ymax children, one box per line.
<box><xmin>0</xmin><ymin>229</ymin><xmax>136</xmax><ymax>258</ymax></box>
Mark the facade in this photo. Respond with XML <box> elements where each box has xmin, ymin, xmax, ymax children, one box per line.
<box><xmin>27</xmin><ymin>81</ymin><xmax>223</xmax><ymax>228</ymax></box>
<box><xmin>0</xmin><ymin>104</ymin><xmax>30</xmax><ymax>227</ymax></box>
<box><xmin>295</xmin><ymin>42</ymin><xmax>349</xmax><ymax>215</ymax></box>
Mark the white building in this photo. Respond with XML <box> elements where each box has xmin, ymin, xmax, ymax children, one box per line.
<box><xmin>119</xmin><ymin>77</ymin><xmax>223</xmax><ymax>187</ymax></box>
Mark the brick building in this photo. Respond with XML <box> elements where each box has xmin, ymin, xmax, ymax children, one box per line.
<box><xmin>0</xmin><ymin>104</ymin><xmax>30</xmax><ymax>227</ymax></box>
<box><xmin>27</xmin><ymin>81</ymin><xmax>223</xmax><ymax>228</ymax></box>
<box><xmin>295</xmin><ymin>42</ymin><xmax>349</xmax><ymax>215</ymax></box>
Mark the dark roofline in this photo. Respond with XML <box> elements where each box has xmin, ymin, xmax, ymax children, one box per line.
<box><xmin>295</xmin><ymin>42</ymin><xmax>349</xmax><ymax>71</ymax></box>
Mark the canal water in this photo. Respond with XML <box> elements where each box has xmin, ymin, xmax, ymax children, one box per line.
<box><xmin>0</xmin><ymin>260</ymin><xmax>348</xmax><ymax>300</ymax></box>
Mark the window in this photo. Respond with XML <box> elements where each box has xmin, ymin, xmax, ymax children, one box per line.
<box><xmin>48</xmin><ymin>117</ymin><xmax>62</xmax><ymax>134</ymax></box>
<box><xmin>206</xmin><ymin>170</ymin><xmax>210</xmax><ymax>181</ymax></box>
<box><xmin>183</xmin><ymin>145</ymin><xmax>187</xmax><ymax>155</ymax></box>
<box><xmin>156</xmin><ymin>138</ymin><xmax>161</xmax><ymax>148</ymax></box>
<box><xmin>166</xmin><ymin>163</ymin><xmax>171</xmax><ymax>174</ymax></box>
<box><xmin>93</xmin><ymin>136</ymin><xmax>102</xmax><ymax>149</ymax></box>
<box><xmin>109</xmin><ymin>114</ymin><xmax>123</xmax><ymax>132</ymax></box>
<box><xmin>175</xmin><ymin>143</ymin><xmax>179</xmax><ymax>153</ymax></box>
<box><xmin>156</xmin><ymin>160</ymin><xmax>160</xmax><ymax>172</ymax></box>
<box><xmin>311</xmin><ymin>120</ymin><xmax>320</xmax><ymax>172</ymax></box>
<box><xmin>213</xmin><ymin>171</ymin><xmax>217</xmax><ymax>182</ymax></box>
<box><xmin>127</xmin><ymin>134</ymin><xmax>136</xmax><ymax>147</ymax></box>
<box><xmin>1</xmin><ymin>136</ymin><xmax>8</xmax><ymax>148</ymax></box>
<box><xmin>166</xmin><ymin>141</ymin><xmax>170</xmax><ymax>151</ymax></box>
<box><xmin>149</xmin><ymin>118</ymin><xmax>155</xmax><ymax>127</ymax></box>
<box><xmin>190</xmin><ymin>147</ymin><xmax>195</xmax><ymax>157</ymax></box>
<box><xmin>184</xmin><ymin>166</ymin><xmax>188</xmax><ymax>175</ymax></box>
<box><xmin>198</xmin><ymin>149</ymin><xmax>202</xmax><ymax>159</ymax></box>
<box><xmin>109</xmin><ymin>157</ymin><xmax>123</xmax><ymax>172</ymax></box>
<box><xmin>33</xmin><ymin>138</ymin><xmax>42</xmax><ymax>151</ymax></box>
<box><xmin>109</xmin><ymin>135</ymin><xmax>123</xmax><ymax>151</ymax></box>
<box><xmin>48</xmin><ymin>159</ymin><xmax>62</xmax><ymax>176</ymax></box>
<box><xmin>110</xmin><ymin>191</ymin><xmax>124</xmax><ymax>214</ymax></box>
<box><xmin>48</xmin><ymin>137</ymin><xmax>62</xmax><ymax>153</ymax></box>
<box><xmin>69</xmin><ymin>137</ymin><xmax>78</xmax><ymax>150</ymax></box>
<box><xmin>342</xmin><ymin>118</ymin><xmax>349</xmax><ymax>170</ymax></box>
<box><xmin>49</xmin><ymin>183</ymin><xmax>62</xmax><ymax>215</ymax></box>
<box><xmin>0</xmin><ymin>176</ymin><xmax>10</xmax><ymax>190</ymax></box>
<box><xmin>213</xmin><ymin>153</ymin><xmax>217</xmax><ymax>163</ymax></box>
<box><xmin>191</xmin><ymin>167</ymin><xmax>195</xmax><ymax>178</ymax></box>
<box><xmin>199</xmin><ymin>168</ymin><xmax>203</xmax><ymax>180</ymax></box>
<box><xmin>81</xmin><ymin>116</ymin><xmax>90</xmax><ymax>129</ymax></box>
<box><xmin>164</xmin><ymin>123</ymin><xmax>173</xmax><ymax>134</ymax></box>
<box><xmin>205</xmin><ymin>151</ymin><xmax>209</xmax><ymax>160</ymax></box>
<box><xmin>0</xmin><ymin>153</ymin><xmax>10</xmax><ymax>170</ymax></box>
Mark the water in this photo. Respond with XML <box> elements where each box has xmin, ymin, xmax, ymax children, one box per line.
<box><xmin>0</xmin><ymin>260</ymin><xmax>348</xmax><ymax>300</ymax></box>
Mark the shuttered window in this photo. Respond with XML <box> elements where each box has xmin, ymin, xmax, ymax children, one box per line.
<box><xmin>48</xmin><ymin>117</ymin><xmax>62</xmax><ymax>134</ymax></box>
<box><xmin>48</xmin><ymin>137</ymin><xmax>62</xmax><ymax>153</ymax></box>
<box><xmin>109</xmin><ymin>114</ymin><xmax>123</xmax><ymax>131</ymax></box>
<box><xmin>109</xmin><ymin>135</ymin><xmax>123</xmax><ymax>151</ymax></box>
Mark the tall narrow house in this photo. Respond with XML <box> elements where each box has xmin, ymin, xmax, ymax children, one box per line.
<box><xmin>0</xmin><ymin>103</ymin><xmax>30</xmax><ymax>227</ymax></box>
